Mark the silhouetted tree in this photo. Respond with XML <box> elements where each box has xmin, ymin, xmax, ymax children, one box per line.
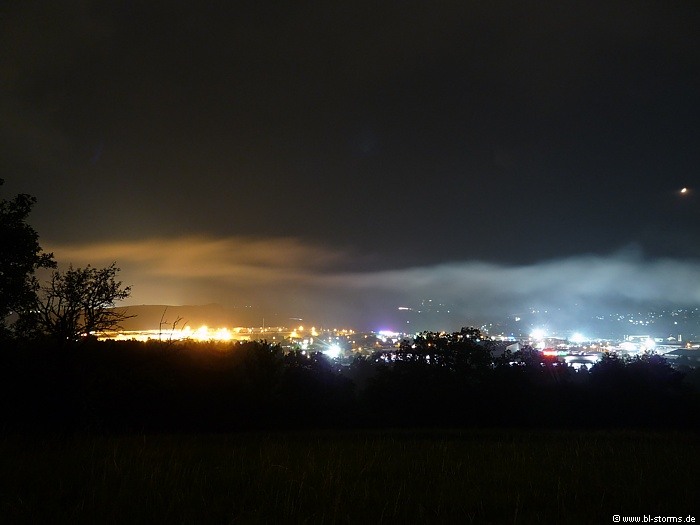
<box><xmin>396</xmin><ymin>328</ymin><xmax>493</xmax><ymax>377</ymax></box>
<box><xmin>0</xmin><ymin>179</ymin><xmax>55</xmax><ymax>336</ymax></box>
<box><xmin>589</xmin><ymin>351</ymin><xmax>628</xmax><ymax>389</ymax></box>
<box><xmin>33</xmin><ymin>263</ymin><xmax>132</xmax><ymax>343</ymax></box>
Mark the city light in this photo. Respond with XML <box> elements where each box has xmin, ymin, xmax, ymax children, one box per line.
<box><xmin>530</xmin><ymin>328</ymin><xmax>546</xmax><ymax>340</ymax></box>
<box><xmin>324</xmin><ymin>344</ymin><xmax>342</xmax><ymax>359</ymax></box>
<box><xmin>570</xmin><ymin>332</ymin><xmax>587</xmax><ymax>344</ymax></box>
<box><xmin>214</xmin><ymin>327</ymin><xmax>232</xmax><ymax>341</ymax></box>
<box><xmin>98</xmin><ymin>324</ymin><xmax>250</xmax><ymax>343</ymax></box>
<box><xmin>93</xmin><ymin>310</ymin><xmax>693</xmax><ymax>359</ymax></box>
<box><xmin>194</xmin><ymin>325</ymin><xmax>209</xmax><ymax>340</ymax></box>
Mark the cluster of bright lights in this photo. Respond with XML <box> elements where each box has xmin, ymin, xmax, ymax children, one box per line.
<box><xmin>100</xmin><ymin>323</ymin><xmax>358</xmax><ymax>351</ymax></box>
<box><xmin>323</xmin><ymin>344</ymin><xmax>342</xmax><ymax>359</ymax></box>
<box><xmin>290</xmin><ymin>325</ymin><xmax>320</xmax><ymax>338</ymax></box>
<box><xmin>530</xmin><ymin>328</ymin><xmax>546</xmax><ymax>340</ymax></box>
<box><xmin>376</xmin><ymin>330</ymin><xmax>401</xmax><ymax>343</ymax></box>
<box><xmin>619</xmin><ymin>337</ymin><xmax>657</xmax><ymax>352</ymax></box>
<box><xmin>570</xmin><ymin>332</ymin><xmax>587</xmax><ymax>344</ymax></box>
<box><xmin>99</xmin><ymin>325</ymin><xmax>247</xmax><ymax>342</ymax></box>
<box><xmin>178</xmin><ymin>325</ymin><xmax>237</xmax><ymax>341</ymax></box>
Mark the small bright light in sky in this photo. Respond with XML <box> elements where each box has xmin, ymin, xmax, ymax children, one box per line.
<box><xmin>680</xmin><ymin>187</ymin><xmax>688</xmax><ymax>194</ymax></box>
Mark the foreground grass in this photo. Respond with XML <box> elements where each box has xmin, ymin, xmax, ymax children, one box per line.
<box><xmin>1</xmin><ymin>429</ymin><xmax>698</xmax><ymax>524</ymax></box>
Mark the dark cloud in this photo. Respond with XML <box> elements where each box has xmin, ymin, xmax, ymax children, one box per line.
<box><xmin>3</xmin><ymin>2</ymin><xmax>699</xmax><ymax>326</ymax></box>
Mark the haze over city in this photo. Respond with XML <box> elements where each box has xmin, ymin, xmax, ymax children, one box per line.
<box><xmin>2</xmin><ymin>2</ymin><xmax>698</xmax><ymax>331</ymax></box>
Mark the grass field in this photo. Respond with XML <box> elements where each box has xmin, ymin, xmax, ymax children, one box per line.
<box><xmin>1</xmin><ymin>429</ymin><xmax>697</xmax><ymax>524</ymax></box>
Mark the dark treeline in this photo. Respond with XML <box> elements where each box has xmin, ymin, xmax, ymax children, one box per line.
<box><xmin>2</xmin><ymin>329</ymin><xmax>699</xmax><ymax>434</ymax></box>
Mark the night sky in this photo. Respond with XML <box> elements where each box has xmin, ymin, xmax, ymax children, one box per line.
<box><xmin>2</xmin><ymin>2</ymin><xmax>699</xmax><ymax>330</ymax></box>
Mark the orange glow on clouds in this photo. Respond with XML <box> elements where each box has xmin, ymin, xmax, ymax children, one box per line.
<box><xmin>45</xmin><ymin>235</ymin><xmax>345</xmax><ymax>305</ymax></box>
<box><xmin>46</xmin><ymin>236</ymin><xmax>341</xmax><ymax>279</ymax></box>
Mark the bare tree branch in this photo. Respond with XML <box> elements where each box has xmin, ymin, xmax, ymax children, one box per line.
<box><xmin>35</xmin><ymin>262</ymin><xmax>133</xmax><ymax>343</ymax></box>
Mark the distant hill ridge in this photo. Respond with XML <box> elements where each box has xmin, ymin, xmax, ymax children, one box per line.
<box><xmin>111</xmin><ymin>304</ymin><xmax>260</xmax><ymax>331</ymax></box>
